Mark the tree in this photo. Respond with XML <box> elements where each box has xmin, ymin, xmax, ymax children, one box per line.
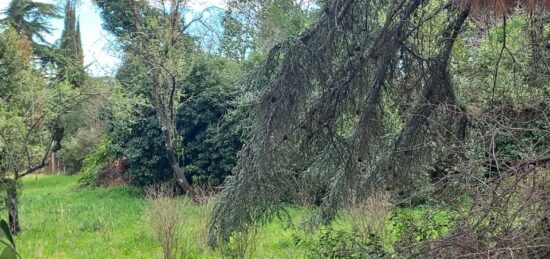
<box><xmin>0</xmin><ymin>27</ymin><xmax>79</xmax><ymax>234</ymax></box>
<box><xmin>128</xmin><ymin>0</ymin><xmax>197</xmax><ymax>196</ymax></box>
<box><xmin>0</xmin><ymin>27</ymin><xmax>51</xmax><ymax>234</ymax></box>
<box><xmin>95</xmin><ymin>0</ymin><xmax>200</xmax><ymax>197</ymax></box>
<box><xmin>208</xmin><ymin>0</ymin><xmax>472</xmax><ymax>246</ymax></box>
<box><xmin>208</xmin><ymin>0</ymin><xmax>550</xmax><ymax>254</ymax></box>
<box><xmin>59</xmin><ymin>0</ymin><xmax>85</xmax><ymax>87</ymax></box>
<box><xmin>220</xmin><ymin>0</ymin><xmax>317</xmax><ymax>60</ymax></box>
<box><xmin>0</xmin><ymin>0</ymin><xmax>61</xmax><ymax>59</ymax></box>
<box><xmin>104</xmin><ymin>56</ymin><xmax>243</xmax><ymax>187</ymax></box>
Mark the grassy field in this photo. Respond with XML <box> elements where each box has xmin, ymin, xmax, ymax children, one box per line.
<box><xmin>15</xmin><ymin>175</ymin><xmax>455</xmax><ymax>258</ymax></box>
<box><xmin>16</xmin><ymin>175</ymin><xmax>307</xmax><ymax>258</ymax></box>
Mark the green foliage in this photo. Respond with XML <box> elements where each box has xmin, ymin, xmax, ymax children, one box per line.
<box><xmin>0</xmin><ymin>26</ymin><xmax>59</xmax><ymax>175</ymax></box>
<box><xmin>255</xmin><ymin>0</ymin><xmax>313</xmax><ymax>53</ymax></box>
<box><xmin>294</xmin><ymin>227</ymin><xmax>388</xmax><ymax>258</ymax></box>
<box><xmin>220</xmin><ymin>10</ymin><xmax>253</xmax><ymax>61</ymax></box>
<box><xmin>58</xmin><ymin>0</ymin><xmax>85</xmax><ymax>87</ymax></box>
<box><xmin>78</xmin><ymin>137</ymin><xmax>114</xmax><ymax>187</ymax></box>
<box><xmin>0</xmin><ymin>26</ymin><xmax>28</xmax><ymax>89</ymax></box>
<box><xmin>294</xmin><ymin>208</ymin><xmax>456</xmax><ymax>258</ymax></box>
<box><xmin>107</xmin><ymin>107</ymin><xmax>173</xmax><ymax>186</ymax></box>
<box><xmin>18</xmin><ymin>175</ymin><xmax>307</xmax><ymax>258</ymax></box>
<box><xmin>0</xmin><ymin>0</ymin><xmax>61</xmax><ymax>44</ymax></box>
<box><xmin>60</xmin><ymin>127</ymin><xmax>102</xmax><ymax>174</ymax></box>
<box><xmin>0</xmin><ymin>219</ymin><xmax>19</xmax><ymax>259</ymax></box>
<box><xmin>103</xmin><ymin>55</ymin><xmax>244</xmax><ymax>187</ymax></box>
<box><xmin>58</xmin><ymin>78</ymin><xmax>111</xmax><ymax>174</ymax></box>
<box><xmin>0</xmin><ymin>28</ymin><xmax>27</xmax><ymax>99</ymax></box>
<box><xmin>177</xmin><ymin>57</ymin><xmax>243</xmax><ymax>186</ymax></box>
<box><xmin>390</xmin><ymin>208</ymin><xmax>456</xmax><ymax>243</ymax></box>
<box><xmin>221</xmin><ymin>0</ymin><xmax>318</xmax><ymax>60</ymax></box>
<box><xmin>453</xmin><ymin>15</ymin><xmax>549</xmax><ymax>106</ymax></box>
<box><xmin>93</xmin><ymin>0</ymin><xmax>151</xmax><ymax>38</ymax></box>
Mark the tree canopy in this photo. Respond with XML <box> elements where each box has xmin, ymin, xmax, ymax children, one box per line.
<box><xmin>208</xmin><ymin>1</ymin><xmax>550</xmax><ymax>254</ymax></box>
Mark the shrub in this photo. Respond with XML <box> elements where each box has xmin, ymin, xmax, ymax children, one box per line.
<box><xmin>347</xmin><ymin>189</ymin><xmax>392</xmax><ymax>235</ymax></box>
<box><xmin>59</xmin><ymin>126</ymin><xmax>102</xmax><ymax>174</ymax></box>
<box><xmin>145</xmin><ymin>184</ymin><xmax>186</xmax><ymax>259</ymax></box>
<box><xmin>219</xmin><ymin>226</ymin><xmax>259</xmax><ymax>259</ymax></box>
<box><xmin>294</xmin><ymin>227</ymin><xmax>388</xmax><ymax>258</ymax></box>
<box><xmin>78</xmin><ymin>137</ymin><xmax>114</xmax><ymax>187</ymax></box>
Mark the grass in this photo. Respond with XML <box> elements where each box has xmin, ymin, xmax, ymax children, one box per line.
<box><xmin>17</xmin><ymin>175</ymin><xmax>159</xmax><ymax>258</ymax></box>
<box><xmin>15</xmin><ymin>175</ymin><xmax>455</xmax><ymax>258</ymax></box>
<box><xmin>15</xmin><ymin>175</ymin><xmax>308</xmax><ymax>258</ymax></box>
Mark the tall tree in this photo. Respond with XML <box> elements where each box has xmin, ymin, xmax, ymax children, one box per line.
<box><xmin>209</xmin><ymin>0</ymin><xmax>550</xmax><ymax>250</ymax></box>
<box><xmin>0</xmin><ymin>0</ymin><xmax>61</xmax><ymax>59</ymax></box>
<box><xmin>209</xmin><ymin>0</ymin><xmax>471</xmax><ymax>246</ymax></box>
<box><xmin>59</xmin><ymin>0</ymin><xmax>85</xmax><ymax>87</ymax></box>
<box><xmin>220</xmin><ymin>0</ymin><xmax>316</xmax><ymax>60</ymax></box>
<box><xmin>95</xmin><ymin>0</ymin><xmax>197</xmax><ymax>197</ymax></box>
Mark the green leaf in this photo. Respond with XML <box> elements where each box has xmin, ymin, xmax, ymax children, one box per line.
<box><xmin>0</xmin><ymin>220</ymin><xmax>14</xmax><ymax>248</ymax></box>
<box><xmin>0</xmin><ymin>245</ymin><xmax>18</xmax><ymax>259</ymax></box>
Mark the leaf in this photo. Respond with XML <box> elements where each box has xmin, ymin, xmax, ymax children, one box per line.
<box><xmin>0</xmin><ymin>245</ymin><xmax>18</xmax><ymax>259</ymax></box>
<box><xmin>0</xmin><ymin>221</ymin><xmax>14</xmax><ymax>248</ymax></box>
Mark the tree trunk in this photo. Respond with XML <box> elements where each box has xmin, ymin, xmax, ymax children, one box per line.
<box><xmin>161</xmin><ymin>127</ymin><xmax>196</xmax><ymax>198</ymax></box>
<box><xmin>5</xmin><ymin>180</ymin><xmax>20</xmax><ymax>235</ymax></box>
<box><xmin>528</xmin><ymin>12</ymin><xmax>547</xmax><ymax>88</ymax></box>
<box><xmin>51</xmin><ymin>151</ymin><xmax>56</xmax><ymax>173</ymax></box>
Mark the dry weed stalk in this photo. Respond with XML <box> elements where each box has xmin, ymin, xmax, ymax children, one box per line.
<box><xmin>192</xmin><ymin>187</ymin><xmax>216</xmax><ymax>254</ymax></box>
<box><xmin>145</xmin><ymin>183</ymin><xmax>186</xmax><ymax>259</ymax></box>
<box><xmin>347</xmin><ymin>189</ymin><xmax>393</xmax><ymax>236</ymax></box>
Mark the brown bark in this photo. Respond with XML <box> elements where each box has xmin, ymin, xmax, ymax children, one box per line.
<box><xmin>51</xmin><ymin>151</ymin><xmax>56</xmax><ymax>173</ymax></box>
<box><xmin>528</xmin><ymin>11</ymin><xmax>548</xmax><ymax>87</ymax></box>
<box><xmin>161</xmin><ymin>127</ymin><xmax>196</xmax><ymax>198</ymax></box>
<box><xmin>150</xmin><ymin>71</ymin><xmax>196</xmax><ymax>199</ymax></box>
<box><xmin>5</xmin><ymin>180</ymin><xmax>20</xmax><ymax>235</ymax></box>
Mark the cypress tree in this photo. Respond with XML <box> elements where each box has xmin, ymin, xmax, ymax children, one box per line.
<box><xmin>59</xmin><ymin>0</ymin><xmax>85</xmax><ymax>87</ymax></box>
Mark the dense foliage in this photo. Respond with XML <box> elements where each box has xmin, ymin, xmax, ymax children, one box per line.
<box><xmin>102</xmin><ymin>56</ymin><xmax>243</xmax><ymax>187</ymax></box>
<box><xmin>1</xmin><ymin>0</ymin><xmax>549</xmax><ymax>257</ymax></box>
<box><xmin>208</xmin><ymin>1</ymin><xmax>550</xmax><ymax>257</ymax></box>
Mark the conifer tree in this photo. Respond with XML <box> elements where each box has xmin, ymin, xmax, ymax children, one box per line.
<box><xmin>1</xmin><ymin>0</ymin><xmax>61</xmax><ymax>62</ymax></box>
<box><xmin>59</xmin><ymin>0</ymin><xmax>85</xmax><ymax>87</ymax></box>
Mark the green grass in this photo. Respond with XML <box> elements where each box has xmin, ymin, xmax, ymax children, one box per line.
<box><xmin>16</xmin><ymin>175</ymin><xmax>308</xmax><ymax>258</ymax></box>
<box><xmin>15</xmin><ymin>175</ymin><xmax>455</xmax><ymax>258</ymax></box>
<box><xmin>17</xmin><ymin>175</ymin><xmax>159</xmax><ymax>258</ymax></box>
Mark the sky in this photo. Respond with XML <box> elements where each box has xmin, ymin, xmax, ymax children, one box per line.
<box><xmin>0</xmin><ymin>0</ymin><xmax>226</xmax><ymax>76</ymax></box>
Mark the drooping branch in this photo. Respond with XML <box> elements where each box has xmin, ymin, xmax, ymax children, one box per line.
<box><xmin>209</xmin><ymin>0</ymin><xmax>479</xmax><ymax>245</ymax></box>
<box><xmin>386</xmin><ymin>6</ymin><xmax>471</xmax><ymax>185</ymax></box>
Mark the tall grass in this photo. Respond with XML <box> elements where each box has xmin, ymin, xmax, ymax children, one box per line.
<box><xmin>346</xmin><ymin>189</ymin><xmax>392</xmax><ymax>235</ymax></box>
<box><xmin>19</xmin><ymin>175</ymin><xmax>414</xmax><ymax>258</ymax></box>
<box><xmin>17</xmin><ymin>175</ymin><xmax>159</xmax><ymax>258</ymax></box>
<box><xmin>16</xmin><ymin>175</ymin><xmax>307</xmax><ymax>258</ymax></box>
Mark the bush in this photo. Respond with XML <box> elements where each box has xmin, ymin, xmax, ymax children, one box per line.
<box><xmin>294</xmin><ymin>227</ymin><xmax>388</xmax><ymax>258</ymax></box>
<box><xmin>219</xmin><ymin>226</ymin><xmax>259</xmax><ymax>259</ymax></box>
<box><xmin>59</xmin><ymin>127</ymin><xmax>102</xmax><ymax>174</ymax></box>
<box><xmin>294</xmin><ymin>206</ymin><xmax>457</xmax><ymax>258</ymax></box>
<box><xmin>106</xmin><ymin>56</ymin><xmax>243</xmax><ymax>187</ymax></box>
<box><xmin>145</xmin><ymin>184</ymin><xmax>186</xmax><ymax>259</ymax></box>
<box><xmin>107</xmin><ymin>108</ymin><xmax>173</xmax><ymax>187</ymax></box>
<box><xmin>78</xmin><ymin>137</ymin><xmax>114</xmax><ymax>187</ymax></box>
